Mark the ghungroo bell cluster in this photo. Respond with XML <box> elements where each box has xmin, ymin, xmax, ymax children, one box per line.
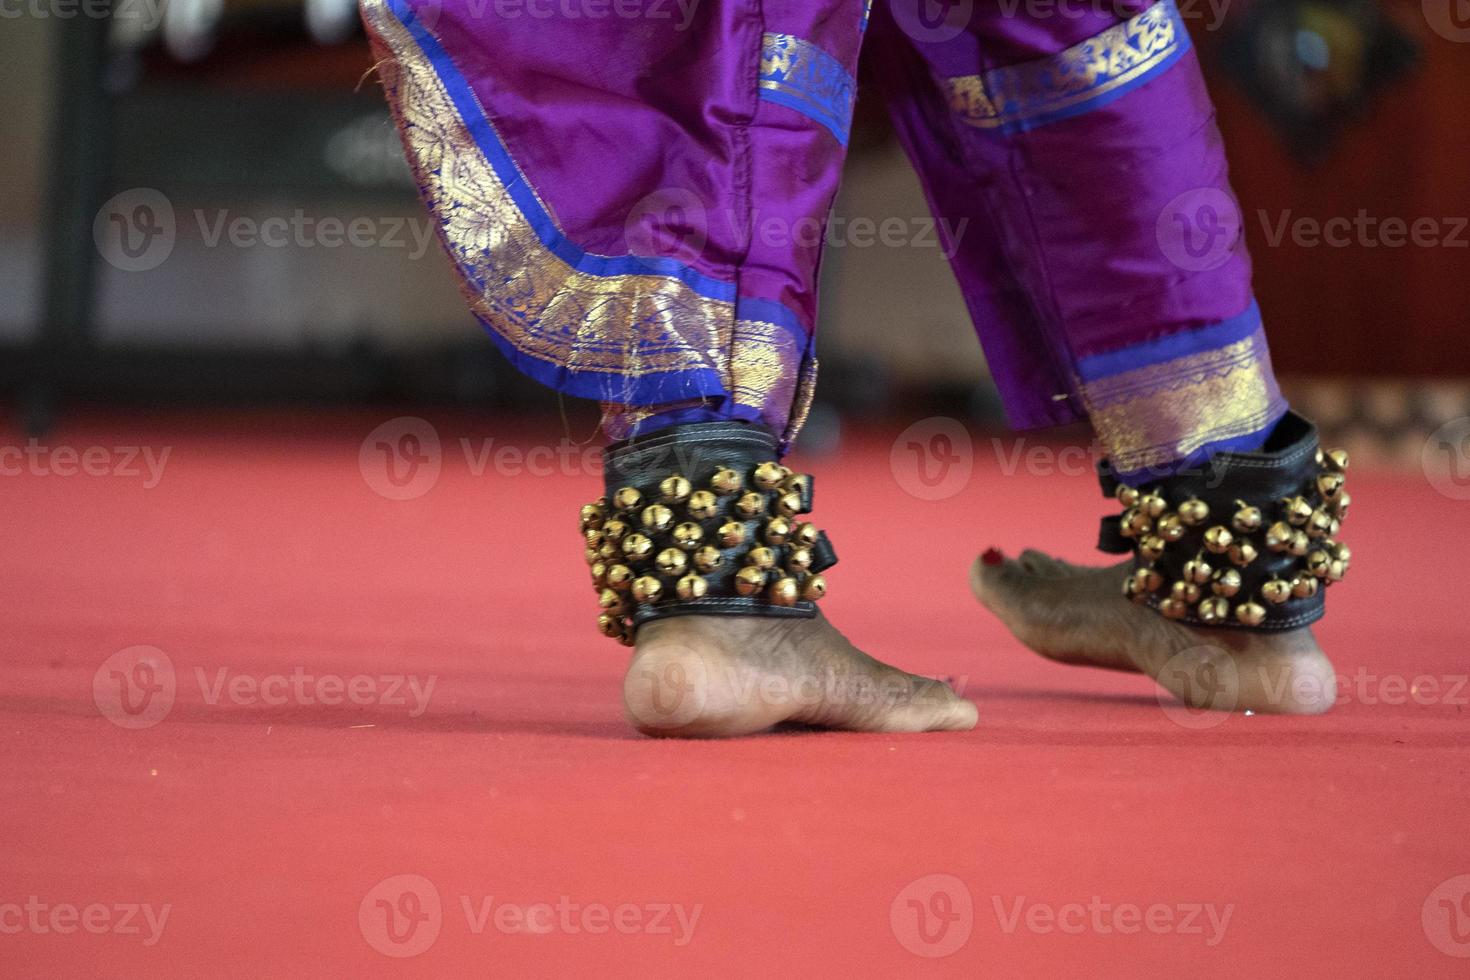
<box><xmin>581</xmin><ymin>460</ymin><xmax>832</xmax><ymax>646</ymax></box>
<box><xmin>1097</xmin><ymin>412</ymin><xmax>1349</xmax><ymax>631</ymax></box>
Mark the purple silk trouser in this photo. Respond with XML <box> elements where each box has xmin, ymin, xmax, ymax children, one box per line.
<box><xmin>361</xmin><ymin>0</ymin><xmax>1288</xmax><ymax>482</ymax></box>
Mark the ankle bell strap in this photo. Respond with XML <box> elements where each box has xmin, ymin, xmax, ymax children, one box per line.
<box><xmin>580</xmin><ymin>422</ymin><xmax>837</xmax><ymax>646</ymax></box>
<box><xmin>1096</xmin><ymin>412</ymin><xmax>1351</xmax><ymax>631</ymax></box>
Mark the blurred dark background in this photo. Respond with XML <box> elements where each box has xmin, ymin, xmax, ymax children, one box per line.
<box><xmin>4</xmin><ymin>0</ymin><xmax>1469</xmax><ymax>458</ymax></box>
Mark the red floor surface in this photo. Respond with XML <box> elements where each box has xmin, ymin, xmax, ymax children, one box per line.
<box><xmin>3</xmin><ymin>411</ymin><xmax>1468</xmax><ymax>978</ymax></box>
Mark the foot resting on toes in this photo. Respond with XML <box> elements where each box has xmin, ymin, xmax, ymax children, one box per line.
<box><xmin>971</xmin><ymin>548</ymin><xmax>1337</xmax><ymax>714</ymax></box>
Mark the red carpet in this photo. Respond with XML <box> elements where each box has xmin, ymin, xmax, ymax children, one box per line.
<box><xmin>4</xmin><ymin>411</ymin><xmax>1468</xmax><ymax>977</ymax></box>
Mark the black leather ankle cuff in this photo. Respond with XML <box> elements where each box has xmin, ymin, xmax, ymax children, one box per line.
<box><xmin>1097</xmin><ymin>412</ymin><xmax>1351</xmax><ymax>631</ymax></box>
<box><xmin>580</xmin><ymin>421</ymin><xmax>837</xmax><ymax>646</ymax></box>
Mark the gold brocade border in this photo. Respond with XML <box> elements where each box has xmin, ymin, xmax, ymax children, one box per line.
<box><xmin>758</xmin><ymin>32</ymin><xmax>855</xmax><ymax>141</ymax></box>
<box><xmin>360</xmin><ymin>0</ymin><xmax>809</xmax><ymax>435</ymax></box>
<box><xmin>945</xmin><ymin>0</ymin><xmax>1187</xmax><ymax>131</ymax></box>
<box><xmin>1080</xmin><ymin>331</ymin><xmax>1284</xmax><ymax>474</ymax></box>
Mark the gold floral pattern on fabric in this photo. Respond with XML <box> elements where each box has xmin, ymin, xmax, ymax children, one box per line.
<box><xmin>1080</xmin><ymin>328</ymin><xmax>1285</xmax><ymax>475</ymax></box>
<box><xmin>945</xmin><ymin>0</ymin><xmax>1189</xmax><ymax>132</ymax></box>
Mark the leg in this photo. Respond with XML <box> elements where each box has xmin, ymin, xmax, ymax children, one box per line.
<box><xmin>869</xmin><ymin>0</ymin><xmax>1345</xmax><ymax>712</ymax></box>
<box><xmin>360</xmin><ymin>0</ymin><xmax>975</xmax><ymax>734</ymax></box>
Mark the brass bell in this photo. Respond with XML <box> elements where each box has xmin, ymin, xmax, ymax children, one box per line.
<box><xmin>672</xmin><ymin>521</ymin><xmax>705</xmax><ymax>550</ymax></box>
<box><xmin>693</xmin><ymin>546</ymin><xmax>723</xmax><ymax>573</ymax></box>
<box><xmin>768</xmin><ymin>577</ymin><xmax>800</xmax><ymax>607</ymax></box>
<box><xmin>1330</xmin><ymin>492</ymin><xmax>1351</xmax><ymax>521</ymax></box>
<box><xmin>717</xmin><ymin>520</ymin><xmax>746</xmax><ymax>548</ymax></box>
<box><xmin>1228</xmin><ymin>540</ymin><xmax>1258</xmax><ymax>567</ymax></box>
<box><xmin>1291</xmin><ymin>574</ymin><xmax>1319</xmax><ymax>599</ymax></box>
<box><xmin>1139</xmin><ymin>493</ymin><xmax>1167</xmax><ymax>519</ymax></box>
<box><xmin>655</xmin><ymin>547</ymin><xmax>688</xmax><ymax>577</ymax></box>
<box><xmin>710</xmin><ymin>467</ymin><xmax>744</xmax><ymax>495</ymax></box>
<box><xmin>1156</xmin><ymin>514</ymin><xmax>1185</xmax><ymax>543</ymax></box>
<box><xmin>622</xmin><ymin>533</ymin><xmax>653</xmax><ymax>559</ymax></box>
<box><xmin>579</xmin><ymin>503</ymin><xmax>605</xmax><ymax>530</ymax></box>
<box><xmin>1307</xmin><ymin>509</ymin><xmax>1333</xmax><ymax>539</ymax></box>
<box><xmin>597</xmin><ymin>613</ymin><xmax>623</xmax><ymax>638</ymax></box>
<box><xmin>1115</xmin><ymin>485</ymin><xmax>1140</xmax><ymax>508</ymax></box>
<box><xmin>801</xmin><ymin>575</ymin><xmax>827</xmax><ymax>601</ymax></box>
<box><xmin>1197</xmin><ymin>597</ymin><xmax>1230</xmax><ymax>625</ymax></box>
<box><xmin>641</xmin><ymin>504</ymin><xmax>675</xmax><ymax>533</ymax></box>
<box><xmin>1132</xmin><ymin>567</ymin><xmax>1164</xmax><ymax>593</ymax></box>
<box><xmin>1170</xmin><ymin>581</ymin><xmax>1202</xmax><ymax>605</ymax></box>
<box><xmin>687</xmin><ymin>490</ymin><xmax>719</xmax><ymax>520</ymax></box>
<box><xmin>1182</xmin><ymin>557</ymin><xmax>1213</xmax><ymax>585</ymax></box>
<box><xmin>793</xmin><ymin>522</ymin><xmax>820</xmax><ymax>548</ymax></box>
<box><xmin>1265</xmin><ymin>521</ymin><xmax>1293</xmax><ymax>553</ymax></box>
<box><xmin>1123</xmin><ymin>577</ymin><xmax>1141</xmax><ymax>602</ymax></box>
<box><xmin>1235</xmin><ymin>602</ymin><xmax>1267</xmax><ymax>627</ymax></box>
<box><xmin>584</xmin><ymin>547</ymin><xmax>600</xmax><ymax>565</ymax></box>
<box><xmin>1324</xmin><ymin>448</ymin><xmax>1349</xmax><ymax>472</ymax></box>
<box><xmin>584</xmin><ymin>528</ymin><xmax>604</xmax><ymax>549</ymax></box>
<box><xmin>735</xmin><ymin>491</ymin><xmax>766</xmax><ymax>519</ymax></box>
<box><xmin>774</xmin><ymin>490</ymin><xmax>803</xmax><ymax>518</ymax></box>
<box><xmin>764</xmin><ymin>517</ymin><xmax>792</xmax><ymax>545</ymax></box>
<box><xmin>1178</xmin><ymin>498</ymin><xmax>1210</xmax><ymax>526</ymax></box>
<box><xmin>676</xmin><ymin>573</ymin><xmax>708</xmax><ymax>601</ymax></box>
<box><xmin>753</xmin><ymin>462</ymin><xmax>786</xmax><ymax>491</ymax></box>
<box><xmin>599</xmin><ymin>541</ymin><xmax>619</xmax><ymax>560</ymax></box>
<box><xmin>1260</xmin><ymin>579</ymin><xmax>1291</xmax><ymax>605</ymax></box>
<box><xmin>1287</xmin><ymin>531</ymin><xmax>1310</xmax><ymax>556</ymax></box>
<box><xmin>1330</xmin><ymin>541</ymin><xmax>1352</xmax><ymax>564</ymax></box>
<box><xmin>659</xmin><ymin>474</ymin><xmax>692</xmax><ymax>504</ymax></box>
<box><xmin>1328</xmin><ymin>518</ymin><xmax>1341</xmax><ymax>538</ymax></box>
<box><xmin>606</xmin><ymin>564</ymin><xmax>634</xmax><ymax>591</ymax></box>
<box><xmin>1203</xmin><ymin>525</ymin><xmax>1234</xmax><ymax>554</ymax></box>
<box><xmin>1122</xmin><ymin>508</ymin><xmax>1152</xmax><ymax>537</ymax></box>
<box><xmin>1232</xmin><ymin>501</ymin><xmax>1263</xmax><ymax>533</ymax></box>
<box><xmin>787</xmin><ymin>547</ymin><xmax>814</xmax><ymax>574</ymax></box>
<box><xmin>1327</xmin><ymin>559</ymin><xmax>1346</xmax><ymax>583</ymax></box>
<box><xmin>598</xmin><ymin>588</ymin><xmax>625</xmax><ymax>612</ymax></box>
<box><xmin>1160</xmin><ymin>598</ymin><xmax>1189</xmax><ymax>619</ymax></box>
<box><xmin>1316</xmin><ymin>472</ymin><xmax>1345</xmax><ymax>501</ymax></box>
<box><xmin>601</xmin><ymin>519</ymin><xmax>629</xmax><ymax>543</ymax></box>
<box><xmin>590</xmin><ymin>561</ymin><xmax>608</xmax><ymax>587</ymax></box>
<box><xmin>1212</xmin><ymin>568</ymin><xmax>1242</xmax><ymax>598</ymax></box>
<box><xmin>1139</xmin><ymin>535</ymin><xmax>1166</xmax><ymax>562</ymax></box>
<box><xmin>631</xmin><ymin>575</ymin><xmax>663</xmax><ymax>603</ymax></box>
<box><xmin>734</xmin><ymin>566</ymin><xmax>766</xmax><ymax>596</ymax></box>
<box><xmin>1281</xmin><ymin>496</ymin><xmax>1313</xmax><ymax>526</ymax></box>
<box><xmin>1305</xmin><ymin>550</ymin><xmax>1331</xmax><ymax>578</ymax></box>
<box><xmin>747</xmin><ymin>546</ymin><xmax>777</xmax><ymax>571</ymax></box>
<box><xmin>613</xmin><ymin>487</ymin><xmax>643</xmax><ymax>512</ymax></box>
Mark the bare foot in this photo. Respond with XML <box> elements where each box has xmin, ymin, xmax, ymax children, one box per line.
<box><xmin>622</xmin><ymin>612</ymin><xmax>979</xmax><ymax>737</ymax></box>
<box><xmin>971</xmin><ymin>549</ymin><xmax>1337</xmax><ymax>715</ymax></box>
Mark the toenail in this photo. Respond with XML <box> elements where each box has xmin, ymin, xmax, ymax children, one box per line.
<box><xmin>982</xmin><ymin>548</ymin><xmax>1004</xmax><ymax>566</ymax></box>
